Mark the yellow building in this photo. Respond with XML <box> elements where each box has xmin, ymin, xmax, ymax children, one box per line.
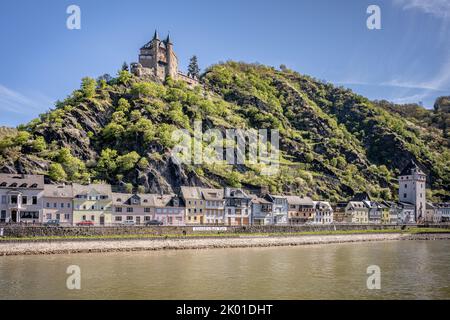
<box><xmin>380</xmin><ymin>203</ymin><xmax>390</xmax><ymax>224</ymax></box>
<box><xmin>72</xmin><ymin>184</ymin><xmax>113</xmax><ymax>226</ymax></box>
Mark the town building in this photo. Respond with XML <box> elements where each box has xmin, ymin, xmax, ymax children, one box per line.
<box><xmin>435</xmin><ymin>203</ymin><xmax>450</xmax><ymax>222</ymax></box>
<box><xmin>224</xmin><ymin>188</ymin><xmax>252</xmax><ymax>226</ymax></box>
<box><xmin>346</xmin><ymin>201</ymin><xmax>368</xmax><ymax>224</ymax></box>
<box><xmin>0</xmin><ymin>174</ymin><xmax>44</xmax><ymax>224</ymax></box>
<box><xmin>72</xmin><ymin>184</ymin><xmax>113</xmax><ymax>226</ymax></box>
<box><xmin>202</xmin><ymin>188</ymin><xmax>225</xmax><ymax>225</ymax></box>
<box><xmin>264</xmin><ymin>194</ymin><xmax>288</xmax><ymax>225</ymax></box>
<box><xmin>181</xmin><ymin>186</ymin><xmax>205</xmax><ymax>224</ymax></box>
<box><xmin>131</xmin><ymin>31</ymin><xmax>198</xmax><ymax>86</ymax></box>
<box><xmin>151</xmin><ymin>194</ymin><xmax>185</xmax><ymax>226</ymax></box>
<box><xmin>250</xmin><ymin>196</ymin><xmax>272</xmax><ymax>225</ymax></box>
<box><xmin>398</xmin><ymin>160</ymin><xmax>426</xmax><ymax>222</ymax></box>
<box><xmin>382</xmin><ymin>201</ymin><xmax>400</xmax><ymax>224</ymax></box>
<box><xmin>332</xmin><ymin>202</ymin><xmax>352</xmax><ymax>223</ymax></box>
<box><xmin>425</xmin><ymin>202</ymin><xmax>437</xmax><ymax>223</ymax></box>
<box><xmin>396</xmin><ymin>201</ymin><xmax>416</xmax><ymax>224</ymax></box>
<box><xmin>111</xmin><ymin>193</ymin><xmax>154</xmax><ymax>225</ymax></box>
<box><xmin>364</xmin><ymin>200</ymin><xmax>382</xmax><ymax>224</ymax></box>
<box><xmin>313</xmin><ymin>201</ymin><xmax>333</xmax><ymax>224</ymax></box>
<box><xmin>285</xmin><ymin>196</ymin><xmax>315</xmax><ymax>225</ymax></box>
<box><xmin>43</xmin><ymin>184</ymin><xmax>73</xmax><ymax>225</ymax></box>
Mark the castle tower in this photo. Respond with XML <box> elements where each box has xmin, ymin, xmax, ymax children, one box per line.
<box><xmin>398</xmin><ymin>160</ymin><xmax>426</xmax><ymax>222</ymax></box>
<box><xmin>137</xmin><ymin>30</ymin><xmax>178</xmax><ymax>81</ymax></box>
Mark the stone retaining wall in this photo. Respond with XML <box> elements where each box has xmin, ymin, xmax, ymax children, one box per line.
<box><xmin>0</xmin><ymin>223</ymin><xmax>448</xmax><ymax>238</ymax></box>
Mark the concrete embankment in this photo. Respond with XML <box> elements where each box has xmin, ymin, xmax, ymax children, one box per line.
<box><xmin>1</xmin><ymin>233</ymin><xmax>449</xmax><ymax>256</ymax></box>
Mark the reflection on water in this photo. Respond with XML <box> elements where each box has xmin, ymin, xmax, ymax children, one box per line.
<box><xmin>0</xmin><ymin>240</ymin><xmax>449</xmax><ymax>299</ymax></box>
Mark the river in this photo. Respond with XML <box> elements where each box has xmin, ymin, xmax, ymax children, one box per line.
<box><xmin>0</xmin><ymin>240</ymin><xmax>449</xmax><ymax>299</ymax></box>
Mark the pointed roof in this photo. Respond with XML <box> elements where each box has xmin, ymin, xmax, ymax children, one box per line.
<box><xmin>165</xmin><ymin>33</ymin><xmax>172</xmax><ymax>44</ymax></box>
<box><xmin>153</xmin><ymin>29</ymin><xmax>159</xmax><ymax>40</ymax></box>
<box><xmin>400</xmin><ymin>159</ymin><xmax>424</xmax><ymax>176</ymax></box>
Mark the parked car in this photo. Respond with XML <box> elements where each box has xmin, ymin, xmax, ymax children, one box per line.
<box><xmin>76</xmin><ymin>220</ymin><xmax>94</xmax><ymax>226</ymax></box>
<box><xmin>145</xmin><ymin>220</ymin><xmax>163</xmax><ymax>226</ymax></box>
<box><xmin>43</xmin><ymin>219</ymin><xmax>60</xmax><ymax>227</ymax></box>
<box><xmin>122</xmin><ymin>220</ymin><xmax>135</xmax><ymax>226</ymax></box>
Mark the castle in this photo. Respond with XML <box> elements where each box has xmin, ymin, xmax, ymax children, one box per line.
<box><xmin>131</xmin><ymin>31</ymin><xmax>199</xmax><ymax>86</ymax></box>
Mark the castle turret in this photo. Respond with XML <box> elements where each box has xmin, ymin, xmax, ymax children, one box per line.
<box><xmin>165</xmin><ymin>33</ymin><xmax>178</xmax><ymax>79</ymax></box>
<box><xmin>398</xmin><ymin>160</ymin><xmax>426</xmax><ymax>222</ymax></box>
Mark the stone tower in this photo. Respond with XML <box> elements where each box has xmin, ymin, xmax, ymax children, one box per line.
<box><xmin>398</xmin><ymin>160</ymin><xmax>426</xmax><ymax>222</ymax></box>
<box><xmin>137</xmin><ymin>30</ymin><xmax>179</xmax><ymax>81</ymax></box>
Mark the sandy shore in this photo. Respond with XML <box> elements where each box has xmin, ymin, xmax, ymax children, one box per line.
<box><xmin>1</xmin><ymin>233</ymin><xmax>449</xmax><ymax>256</ymax></box>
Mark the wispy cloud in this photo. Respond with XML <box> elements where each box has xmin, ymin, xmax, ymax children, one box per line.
<box><xmin>0</xmin><ymin>84</ymin><xmax>53</xmax><ymax>116</ymax></box>
<box><xmin>394</xmin><ymin>0</ymin><xmax>450</xmax><ymax>19</ymax></box>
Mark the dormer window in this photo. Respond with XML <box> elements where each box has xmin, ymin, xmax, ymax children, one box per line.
<box><xmin>117</xmin><ymin>198</ymin><xmax>122</xmax><ymax>202</ymax></box>
<box><xmin>10</xmin><ymin>183</ymin><xmax>17</xmax><ymax>188</ymax></box>
<box><xmin>30</xmin><ymin>184</ymin><xmax>38</xmax><ymax>188</ymax></box>
<box><xmin>0</xmin><ymin>182</ymin><xmax>6</xmax><ymax>187</ymax></box>
<box><xmin>19</xmin><ymin>183</ymin><xmax>27</xmax><ymax>188</ymax></box>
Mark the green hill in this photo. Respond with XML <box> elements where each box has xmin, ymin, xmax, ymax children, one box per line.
<box><xmin>0</xmin><ymin>62</ymin><xmax>448</xmax><ymax>201</ymax></box>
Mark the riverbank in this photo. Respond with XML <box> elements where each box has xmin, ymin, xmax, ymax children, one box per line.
<box><xmin>1</xmin><ymin>231</ymin><xmax>450</xmax><ymax>256</ymax></box>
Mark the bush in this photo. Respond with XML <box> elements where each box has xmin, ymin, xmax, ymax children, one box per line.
<box><xmin>48</xmin><ymin>163</ymin><xmax>67</xmax><ymax>182</ymax></box>
<box><xmin>81</xmin><ymin>77</ymin><xmax>96</xmax><ymax>98</ymax></box>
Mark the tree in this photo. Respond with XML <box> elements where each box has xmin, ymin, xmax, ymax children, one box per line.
<box><xmin>121</xmin><ymin>62</ymin><xmax>129</xmax><ymax>72</ymax></box>
<box><xmin>187</xmin><ymin>55</ymin><xmax>200</xmax><ymax>79</ymax></box>
<box><xmin>81</xmin><ymin>77</ymin><xmax>96</xmax><ymax>98</ymax></box>
<box><xmin>124</xmin><ymin>183</ymin><xmax>133</xmax><ymax>193</ymax></box>
<box><xmin>48</xmin><ymin>163</ymin><xmax>67</xmax><ymax>182</ymax></box>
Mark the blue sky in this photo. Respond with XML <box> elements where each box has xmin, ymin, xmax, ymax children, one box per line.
<box><xmin>0</xmin><ymin>0</ymin><xmax>449</xmax><ymax>127</ymax></box>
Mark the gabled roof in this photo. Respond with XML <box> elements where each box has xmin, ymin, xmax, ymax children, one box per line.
<box><xmin>225</xmin><ymin>187</ymin><xmax>250</xmax><ymax>199</ymax></box>
<box><xmin>0</xmin><ymin>174</ymin><xmax>44</xmax><ymax>189</ymax></box>
<box><xmin>44</xmin><ymin>184</ymin><xmax>73</xmax><ymax>198</ymax></box>
<box><xmin>180</xmin><ymin>186</ymin><xmax>202</xmax><ymax>200</ymax></box>
<box><xmin>284</xmin><ymin>196</ymin><xmax>314</xmax><ymax>206</ymax></box>
<box><xmin>73</xmin><ymin>183</ymin><xmax>112</xmax><ymax>196</ymax></box>
<box><xmin>201</xmin><ymin>188</ymin><xmax>224</xmax><ymax>201</ymax></box>
<box><xmin>250</xmin><ymin>196</ymin><xmax>271</xmax><ymax>205</ymax></box>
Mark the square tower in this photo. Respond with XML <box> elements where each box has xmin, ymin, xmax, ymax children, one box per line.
<box><xmin>398</xmin><ymin>160</ymin><xmax>426</xmax><ymax>222</ymax></box>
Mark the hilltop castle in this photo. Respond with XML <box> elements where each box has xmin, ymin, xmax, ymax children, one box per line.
<box><xmin>131</xmin><ymin>30</ymin><xmax>199</xmax><ymax>86</ymax></box>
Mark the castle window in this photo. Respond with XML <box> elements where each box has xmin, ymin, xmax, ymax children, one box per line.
<box><xmin>404</xmin><ymin>184</ymin><xmax>407</xmax><ymax>188</ymax></box>
<box><xmin>404</xmin><ymin>193</ymin><xmax>407</xmax><ymax>198</ymax></box>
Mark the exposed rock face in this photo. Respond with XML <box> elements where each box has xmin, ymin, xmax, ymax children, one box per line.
<box><xmin>0</xmin><ymin>62</ymin><xmax>448</xmax><ymax>201</ymax></box>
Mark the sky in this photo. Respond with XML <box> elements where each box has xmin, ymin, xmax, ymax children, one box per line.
<box><xmin>0</xmin><ymin>0</ymin><xmax>449</xmax><ymax>127</ymax></box>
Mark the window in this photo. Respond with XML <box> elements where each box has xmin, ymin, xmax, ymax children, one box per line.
<box><xmin>126</xmin><ymin>216</ymin><xmax>133</xmax><ymax>221</ymax></box>
<box><xmin>10</xmin><ymin>183</ymin><xmax>17</xmax><ymax>188</ymax></box>
<box><xmin>115</xmin><ymin>207</ymin><xmax>122</xmax><ymax>213</ymax></box>
<box><xmin>0</xmin><ymin>182</ymin><xmax>6</xmax><ymax>187</ymax></box>
<box><xmin>144</xmin><ymin>208</ymin><xmax>150</xmax><ymax>213</ymax></box>
<box><xmin>56</xmin><ymin>214</ymin><xmax>60</xmax><ymax>220</ymax></box>
<box><xmin>115</xmin><ymin>216</ymin><xmax>122</xmax><ymax>222</ymax></box>
<box><xmin>1</xmin><ymin>196</ymin><xmax>6</xmax><ymax>204</ymax></box>
<box><xmin>22</xmin><ymin>196</ymin><xmax>27</xmax><ymax>204</ymax></box>
<box><xmin>68</xmin><ymin>203</ymin><xmax>71</xmax><ymax>208</ymax></box>
<box><xmin>46</xmin><ymin>213</ymin><xmax>52</xmax><ymax>219</ymax></box>
<box><xmin>405</xmin><ymin>184</ymin><xmax>407</xmax><ymax>188</ymax></box>
<box><xmin>32</xmin><ymin>196</ymin><xmax>37</xmax><ymax>205</ymax></box>
<box><xmin>61</xmin><ymin>203</ymin><xmax>64</xmax><ymax>208</ymax></box>
<box><xmin>127</xmin><ymin>207</ymin><xmax>133</xmax><ymax>213</ymax></box>
<box><xmin>144</xmin><ymin>216</ymin><xmax>151</xmax><ymax>221</ymax></box>
<box><xmin>64</xmin><ymin>214</ymin><xmax>70</xmax><ymax>220</ymax></box>
<box><xmin>82</xmin><ymin>215</ymin><xmax>86</xmax><ymax>221</ymax></box>
<box><xmin>46</xmin><ymin>202</ymin><xmax>50</xmax><ymax>208</ymax></box>
<box><xmin>30</xmin><ymin>184</ymin><xmax>37</xmax><ymax>188</ymax></box>
<box><xmin>91</xmin><ymin>215</ymin><xmax>95</xmax><ymax>221</ymax></box>
<box><xmin>53</xmin><ymin>203</ymin><xmax>57</xmax><ymax>208</ymax></box>
<box><xmin>10</xmin><ymin>195</ymin><xmax>17</xmax><ymax>204</ymax></box>
<box><xmin>404</xmin><ymin>193</ymin><xmax>407</xmax><ymax>198</ymax></box>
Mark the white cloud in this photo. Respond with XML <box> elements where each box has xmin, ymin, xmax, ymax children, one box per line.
<box><xmin>394</xmin><ymin>0</ymin><xmax>450</xmax><ymax>19</ymax></box>
<box><xmin>0</xmin><ymin>84</ymin><xmax>53</xmax><ymax>116</ymax></box>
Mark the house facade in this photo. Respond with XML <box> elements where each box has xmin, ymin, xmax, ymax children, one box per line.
<box><xmin>151</xmin><ymin>194</ymin><xmax>185</xmax><ymax>226</ymax></box>
<box><xmin>285</xmin><ymin>196</ymin><xmax>315</xmax><ymax>225</ymax></box>
<box><xmin>224</xmin><ymin>188</ymin><xmax>252</xmax><ymax>226</ymax></box>
<box><xmin>72</xmin><ymin>184</ymin><xmax>113</xmax><ymax>226</ymax></box>
<box><xmin>111</xmin><ymin>193</ymin><xmax>154</xmax><ymax>225</ymax></box>
<box><xmin>250</xmin><ymin>196</ymin><xmax>272</xmax><ymax>225</ymax></box>
<box><xmin>181</xmin><ymin>186</ymin><xmax>205</xmax><ymax>225</ymax></box>
<box><xmin>346</xmin><ymin>201</ymin><xmax>368</xmax><ymax>224</ymax></box>
<box><xmin>43</xmin><ymin>184</ymin><xmax>73</xmax><ymax>225</ymax></box>
<box><xmin>332</xmin><ymin>202</ymin><xmax>352</xmax><ymax>223</ymax></box>
<box><xmin>202</xmin><ymin>188</ymin><xmax>225</xmax><ymax>225</ymax></box>
<box><xmin>313</xmin><ymin>201</ymin><xmax>333</xmax><ymax>224</ymax></box>
<box><xmin>0</xmin><ymin>174</ymin><xmax>44</xmax><ymax>224</ymax></box>
<box><xmin>264</xmin><ymin>194</ymin><xmax>288</xmax><ymax>225</ymax></box>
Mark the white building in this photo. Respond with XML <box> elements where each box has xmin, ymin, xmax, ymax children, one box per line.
<box><xmin>0</xmin><ymin>174</ymin><xmax>44</xmax><ymax>224</ymax></box>
<box><xmin>43</xmin><ymin>184</ymin><xmax>73</xmax><ymax>225</ymax></box>
<box><xmin>398</xmin><ymin>160</ymin><xmax>426</xmax><ymax>222</ymax></box>
<box><xmin>313</xmin><ymin>201</ymin><xmax>333</xmax><ymax>224</ymax></box>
